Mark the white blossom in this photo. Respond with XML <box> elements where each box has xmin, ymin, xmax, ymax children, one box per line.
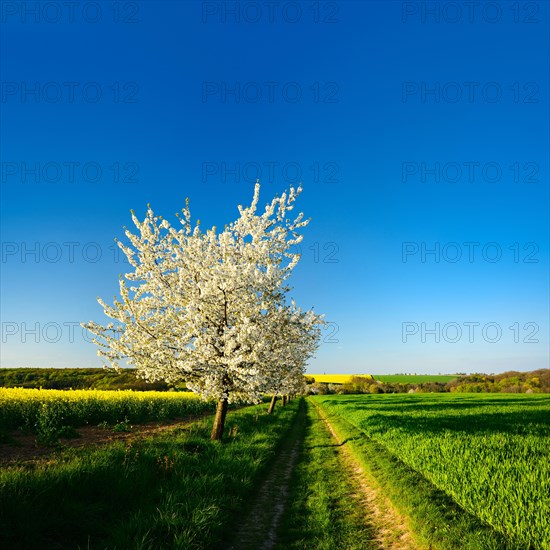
<box><xmin>83</xmin><ymin>182</ymin><xmax>323</xmax><ymax>403</ymax></box>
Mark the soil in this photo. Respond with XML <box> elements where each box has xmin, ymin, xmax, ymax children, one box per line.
<box><xmin>0</xmin><ymin>414</ymin><xmax>209</xmax><ymax>466</ymax></box>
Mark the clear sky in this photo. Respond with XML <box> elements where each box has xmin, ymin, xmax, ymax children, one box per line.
<box><xmin>1</xmin><ymin>1</ymin><xmax>548</xmax><ymax>374</ymax></box>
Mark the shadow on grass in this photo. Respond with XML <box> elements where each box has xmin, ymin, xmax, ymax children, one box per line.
<box><xmin>317</xmin><ymin>394</ymin><xmax>550</xmax><ymax>410</ymax></box>
<box><xmin>314</xmin><ymin>395</ymin><xmax>550</xmax><ymax>436</ymax></box>
<box><xmin>322</xmin><ymin>410</ymin><xmax>518</xmax><ymax>550</ymax></box>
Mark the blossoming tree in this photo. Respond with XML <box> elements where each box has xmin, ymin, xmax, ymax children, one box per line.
<box><xmin>84</xmin><ymin>183</ymin><xmax>323</xmax><ymax>439</ymax></box>
<box><xmin>264</xmin><ymin>304</ymin><xmax>322</xmax><ymax>413</ymax></box>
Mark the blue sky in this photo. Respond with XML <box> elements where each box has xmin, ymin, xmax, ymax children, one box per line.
<box><xmin>1</xmin><ymin>1</ymin><xmax>548</xmax><ymax>374</ymax></box>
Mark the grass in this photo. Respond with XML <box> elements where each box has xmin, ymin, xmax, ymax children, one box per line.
<box><xmin>313</xmin><ymin>393</ymin><xmax>550</xmax><ymax>549</ymax></box>
<box><xmin>3</xmin><ymin>390</ymin><xmax>547</xmax><ymax>548</ymax></box>
<box><xmin>372</xmin><ymin>374</ymin><xmax>458</xmax><ymax>383</ymax></box>
<box><xmin>276</xmin><ymin>399</ymin><xmax>377</xmax><ymax>549</ymax></box>
<box><xmin>227</xmin><ymin>398</ymin><xmax>308</xmax><ymax>549</ymax></box>
<box><xmin>307</xmin><ymin>374</ymin><xmax>373</xmax><ymax>384</ymax></box>
<box><xmin>0</xmin><ymin>400</ymin><xmax>299</xmax><ymax>549</ymax></box>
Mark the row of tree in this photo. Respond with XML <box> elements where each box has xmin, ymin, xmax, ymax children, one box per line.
<box><xmin>446</xmin><ymin>370</ymin><xmax>549</xmax><ymax>393</ymax></box>
<box><xmin>0</xmin><ymin>368</ymin><xmax>171</xmax><ymax>391</ymax></box>
<box><xmin>308</xmin><ymin>369</ymin><xmax>550</xmax><ymax>394</ymax></box>
<box><xmin>84</xmin><ymin>183</ymin><xmax>323</xmax><ymax>439</ymax></box>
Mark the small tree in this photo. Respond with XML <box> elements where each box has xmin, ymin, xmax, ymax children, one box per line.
<box><xmin>84</xmin><ymin>183</ymin><xmax>323</xmax><ymax>439</ymax></box>
<box><xmin>264</xmin><ymin>304</ymin><xmax>322</xmax><ymax>413</ymax></box>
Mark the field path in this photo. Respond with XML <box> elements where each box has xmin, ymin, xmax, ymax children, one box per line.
<box><xmin>229</xmin><ymin>399</ymin><xmax>307</xmax><ymax>550</ymax></box>
<box><xmin>231</xmin><ymin>399</ymin><xmax>420</xmax><ymax>550</ymax></box>
<box><xmin>311</xmin><ymin>401</ymin><xmax>421</xmax><ymax>550</ymax></box>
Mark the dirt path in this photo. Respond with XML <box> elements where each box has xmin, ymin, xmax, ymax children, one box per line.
<box><xmin>231</xmin><ymin>400</ymin><xmax>420</xmax><ymax>550</ymax></box>
<box><xmin>311</xmin><ymin>402</ymin><xmax>421</xmax><ymax>550</ymax></box>
<box><xmin>229</xmin><ymin>401</ymin><xmax>307</xmax><ymax>550</ymax></box>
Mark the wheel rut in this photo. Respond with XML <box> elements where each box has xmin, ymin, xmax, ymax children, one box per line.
<box><xmin>311</xmin><ymin>401</ymin><xmax>421</xmax><ymax>550</ymax></box>
<box><xmin>230</xmin><ymin>400</ymin><xmax>421</xmax><ymax>550</ymax></box>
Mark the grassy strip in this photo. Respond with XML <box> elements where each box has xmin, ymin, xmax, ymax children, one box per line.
<box><xmin>312</xmin><ymin>397</ymin><xmax>515</xmax><ymax>550</ymax></box>
<box><xmin>0</xmin><ymin>400</ymin><xmax>299</xmax><ymax>550</ymax></box>
<box><xmin>276</xmin><ymin>399</ymin><xmax>377</xmax><ymax>549</ymax></box>
<box><xmin>228</xmin><ymin>398</ymin><xmax>307</xmax><ymax>549</ymax></box>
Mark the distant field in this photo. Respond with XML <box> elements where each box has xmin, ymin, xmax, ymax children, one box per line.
<box><xmin>372</xmin><ymin>374</ymin><xmax>458</xmax><ymax>383</ymax></box>
<box><xmin>307</xmin><ymin>374</ymin><xmax>373</xmax><ymax>384</ymax></box>
<box><xmin>307</xmin><ymin>374</ymin><xmax>457</xmax><ymax>384</ymax></box>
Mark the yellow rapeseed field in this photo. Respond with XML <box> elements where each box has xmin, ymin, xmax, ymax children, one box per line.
<box><xmin>0</xmin><ymin>387</ymin><xmax>199</xmax><ymax>406</ymax></box>
<box><xmin>0</xmin><ymin>388</ymin><xmax>209</xmax><ymax>434</ymax></box>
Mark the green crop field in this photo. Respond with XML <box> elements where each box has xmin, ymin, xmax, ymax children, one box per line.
<box><xmin>306</xmin><ymin>373</ymin><xmax>458</xmax><ymax>385</ymax></box>
<box><xmin>372</xmin><ymin>374</ymin><xmax>458</xmax><ymax>383</ymax></box>
<box><xmin>313</xmin><ymin>393</ymin><xmax>550</xmax><ymax>549</ymax></box>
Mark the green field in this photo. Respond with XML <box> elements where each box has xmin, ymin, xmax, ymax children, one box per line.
<box><xmin>307</xmin><ymin>373</ymin><xmax>458</xmax><ymax>384</ymax></box>
<box><xmin>372</xmin><ymin>374</ymin><xmax>458</xmax><ymax>383</ymax></box>
<box><xmin>2</xmin><ymin>389</ymin><xmax>549</xmax><ymax>548</ymax></box>
<box><xmin>313</xmin><ymin>393</ymin><xmax>550</xmax><ymax>549</ymax></box>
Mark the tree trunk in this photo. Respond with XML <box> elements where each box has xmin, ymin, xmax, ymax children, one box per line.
<box><xmin>267</xmin><ymin>394</ymin><xmax>277</xmax><ymax>414</ymax></box>
<box><xmin>211</xmin><ymin>398</ymin><xmax>229</xmax><ymax>441</ymax></box>
<box><xmin>282</xmin><ymin>395</ymin><xmax>287</xmax><ymax>406</ymax></box>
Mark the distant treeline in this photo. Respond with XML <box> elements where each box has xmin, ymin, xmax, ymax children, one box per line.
<box><xmin>306</xmin><ymin>369</ymin><xmax>550</xmax><ymax>394</ymax></box>
<box><xmin>0</xmin><ymin>368</ymin><xmax>175</xmax><ymax>391</ymax></box>
<box><xmin>2</xmin><ymin>368</ymin><xmax>548</xmax><ymax>394</ymax></box>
